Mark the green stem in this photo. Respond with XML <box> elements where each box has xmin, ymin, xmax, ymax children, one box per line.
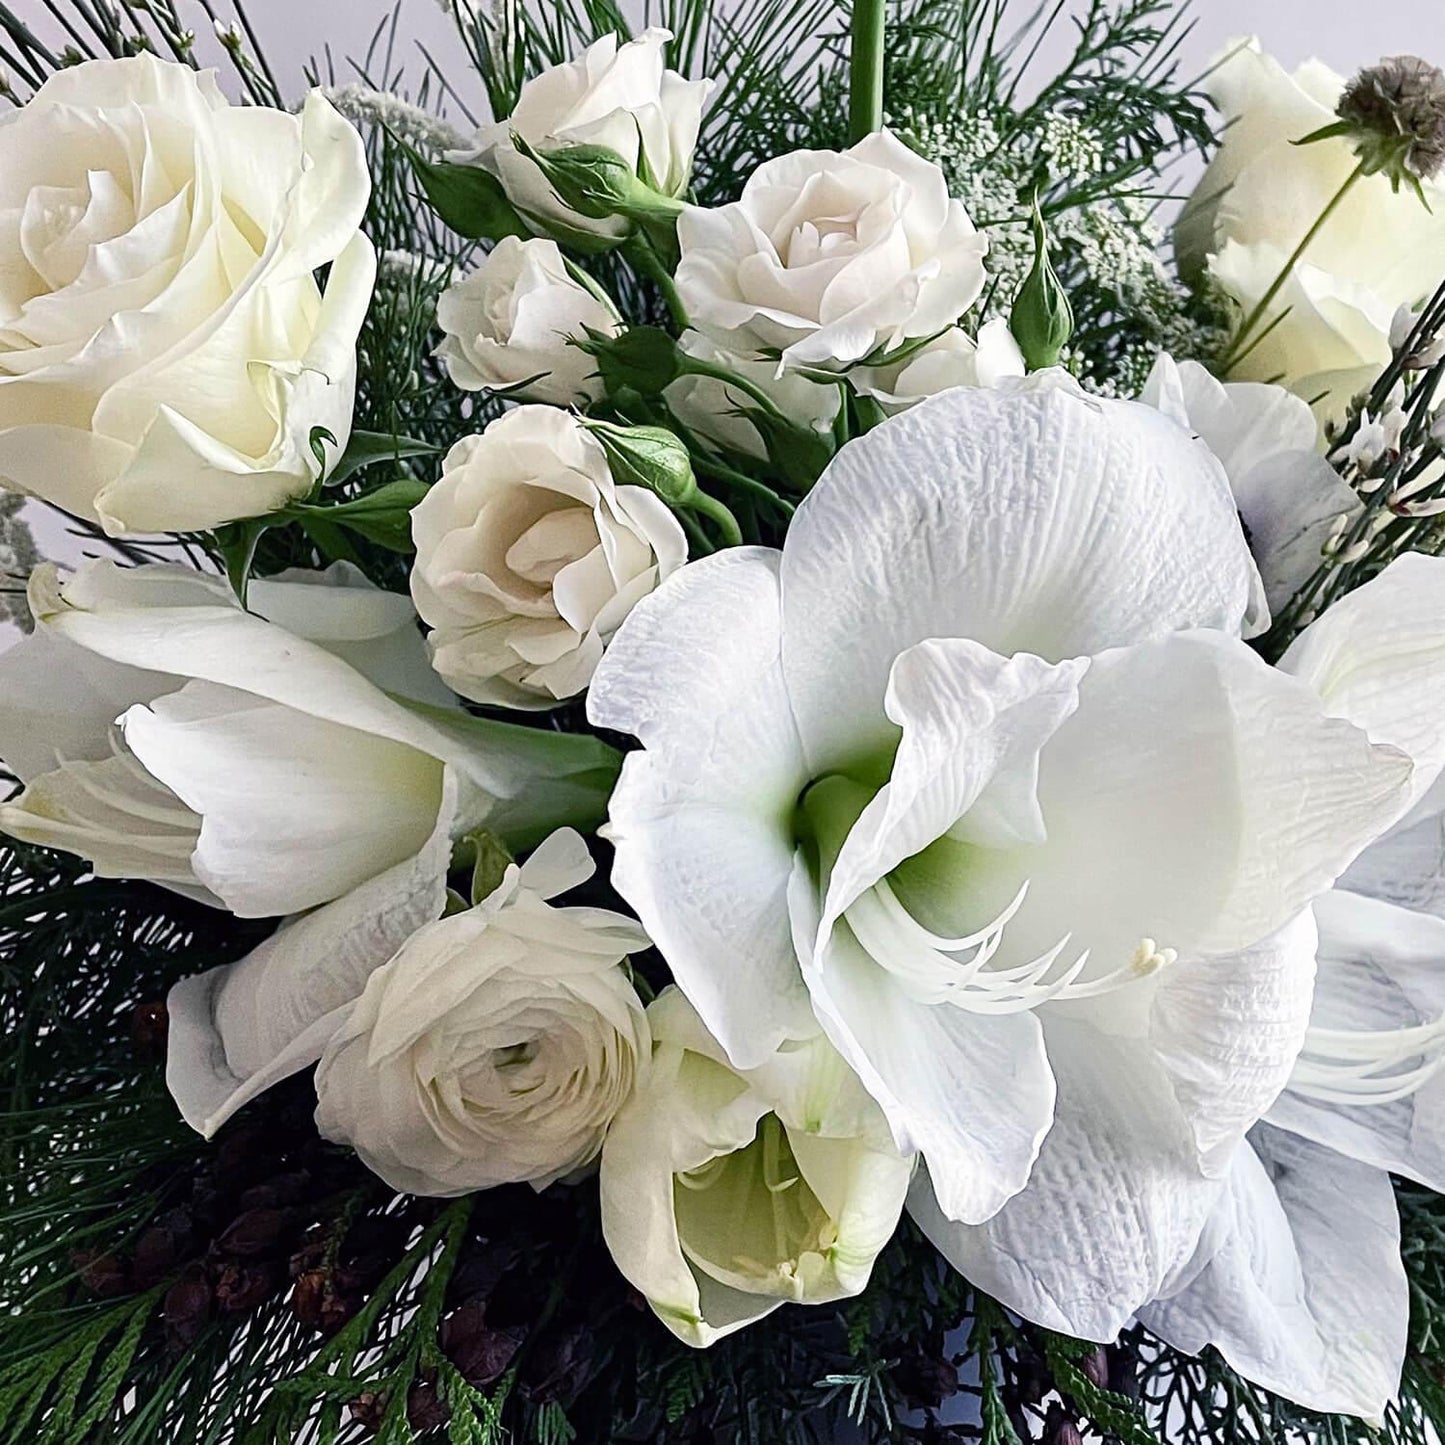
<box><xmin>692</xmin><ymin>455</ymin><xmax>796</xmax><ymax>514</ymax></box>
<box><xmin>687</xmin><ymin>489</ymin><xmax>744</xmax><ymax>547</ymax></box>
<box><xmin>848</xmin><ymin>0</ymin><xmax>887</xmax><ymax>143</ymax></box>
<box><xmin>1220</xmin><ymin>161</ymin><xmax>1365</xmax><ymax>372</ymax></box>
<box><xmin>625</xmin><ymin>236</ymin><xmax>689</xmax><ymax>330</ymax></box>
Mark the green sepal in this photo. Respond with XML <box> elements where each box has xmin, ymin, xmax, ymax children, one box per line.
<box><xmin>288</xmin><ymin>479</ymin><xmax>431</xmax><ymax>554</ymax></box>
<box><xmin>327</xmin><ymin>430</ymin><xmax>440</xmax><ymax>487</ymax></box>
<box><xmin>580</xmin><ymin>325</ymin><xmax>682</xmax><ymax>395</ymax></box>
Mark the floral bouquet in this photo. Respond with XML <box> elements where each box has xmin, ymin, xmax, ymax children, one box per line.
<box><xmin>3</xmin><ymin>1</ymin><xmax>1445</xmax><ymax>1441</ymax></box>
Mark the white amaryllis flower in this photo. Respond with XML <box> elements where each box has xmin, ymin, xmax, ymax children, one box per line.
<box><xmin>601</xmin><ymin>987</ymin><xmax>913</xmax><ymax>1347</ymax></box>
<box><xmin>435</xmin><ymin>236</ymin><xmax>620</xmax><ymax>405</ymax></box>
<box><xmin>409</xmin><ymin>406</ymin><xmax>688</xmax><ymax>709</ymax></box>
<box><xmin>0</xmin><ymin>561</ymin><xmax>620</xmax><ymax>919</ymax></box>
<box><xmin>1177</xmin><ymin>39</ymin><xmax>1445</xmax><ymax>418</ymax></box>
<box><xmin>852</xmin><ymin>319</ymin><xmax>1025</xmax><ymax>415</ymax></box>
<box><xmin>311</xmin><ymin>827</ymin><xmax>650</xmax><ymax>1196</ymax></box>
<box><xmin>1141</xmin><ymin>354</ymin><xmax>1360</xmax><ymax>610</ymax></box>
<box><xmin>675</xmin><ymin>130</ymin><xmax>989</xmax><ymax>372</ymax></box>
<box><xmin>1139</xmin><ymin>555</ymin><xmax>1445</xmax><ymax>1420</ymax></box>
<box><xmin>450</xmin><ymin>29</ymin><xmax>711</xmax><ymax>244</ymax></box>
<box><xmin>0</xmin><ymin>56</ymin><xmax>375</xmax><ymax>535</ymax></box>
<box><xmin>591</xmin><ymin>377</ymin><xmax>1423</xmax><ymax>1340</ymax></box>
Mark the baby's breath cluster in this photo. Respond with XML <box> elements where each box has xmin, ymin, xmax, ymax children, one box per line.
<box><xmin>0</xmin><ymin>495</ymin><xmax>36</xmax><ymax>632</ymax></box>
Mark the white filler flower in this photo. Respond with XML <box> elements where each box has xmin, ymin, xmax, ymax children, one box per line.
<box><xmin>313</xmin><ymin>827</ymin><xmax>650</xmax><ymax>1197</ymax></box>
<box><xmin>0</xmin><ymin>55</ymin><xmax>376</xmax><ymax>535</ymax></box>
<box><xmin>450</xmin><ymin>28</ymin><xmax>711</xmax><ymax>243</ymax></box>
<box><xmin>601</xmin><ymin>987</ymin><xmax>914</xmax><ymax>1346</ymax></box>
<box><xmin>591</xmin><ymin>377</ymin><xmax>1423</xmax><ymax>1341</ymax></box>
<box><xmin>410</xmin><ymin>406</ymin><xmax>688</xmax><ymax>708</ymax></box>
<box><xmin>436</xmin><ymin>236</ymin><xmax>620</xmax><ymax>405</ymax></box>
<box><xmin>675</xmin><ymin>130</ymin><xmax>988</xmax><ymax>371</ymax></box>
<box><xmin>0</xmin><ymin>561</ymin><xmax>621</xmax><ymax>918</ymax></box>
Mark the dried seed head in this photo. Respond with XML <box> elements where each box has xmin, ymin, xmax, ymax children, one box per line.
<box><xmin>1337</xmin><ymin>55</ymin><xmax>1445</xmax><ymax>185</ymax></box>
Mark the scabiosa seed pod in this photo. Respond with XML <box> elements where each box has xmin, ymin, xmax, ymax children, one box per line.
<box><xmin>1336</xmin><ymin>55</ymin><xmax>1445</xmax><ymax>190</ymax></box>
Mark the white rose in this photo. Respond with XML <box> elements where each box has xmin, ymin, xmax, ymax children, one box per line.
<box><xmin>450</xmin><ymin>29</ymin><xmax>711</xmax><ymax>243</ymax></box>
<box><xmin>664</xmin><ymin>331</ymin><xmax>840</xmax><ymax>460</ymax></box>
<box><xmin>852</xmin><ymin>319</ymin><xmax>1025</xmax><ymax>414</ymax></box>
<box><xmin>0</xmin><ymin>55</ymin><xmax>376</xmax><ymax>536</ymax></box>
<box><xmin>436</xmin><ymin>236</ymin><xmax>620</xmax><ymax>405</ymax></box>
<box><xmin>675</xmin><ymin>130</ymin><xmax>989</xmax><ymax>371</ymax></box>
<box><xmin>409</xmin><ymin>406</ymin><xmax>688</xmax><ymax>709</ymax></box>
<box><xmin>600</xmin><ymin>987</ymin><xmax>913</xmax><ymax>1346</ymax></box>
<box><xmin>1178</xmin><ymin>39</ymin><xmax>1445</xmax><ymax>418</ymax></box>
<box><xmin>0</xmin><ymin>560</ymin><xmax>621</xmax><ymax>918</ymax></box>
<box><xmin>314</xmin><ymin>828</ymin><xmax>651</xmax><ymax>1196</ymax></box>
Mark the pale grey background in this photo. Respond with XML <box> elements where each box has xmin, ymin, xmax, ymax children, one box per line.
<box><xmin>2</xmin><ymin>0</ymin><xmax>1443</xmax><ymax>646</ymax></box>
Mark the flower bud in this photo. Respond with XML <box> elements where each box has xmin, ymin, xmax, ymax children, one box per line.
<box><xmin>582</xmin><ymin>420</ymin><xmax>698</xmax><ymax>508</ymax></box>
<box><xmin>512</xmin><ymin>136</ymin><xmax>685</xmax><ymax>225</ymax></box>
<box><xmin>580</xmin><ymin>325</ymin><xmax>682</xmax><ymax>395</ymax></box>
<box><xmin>1009</xmin><ymin>201</ymin><xmax>1074</xmax><ymax>371</ymax></box>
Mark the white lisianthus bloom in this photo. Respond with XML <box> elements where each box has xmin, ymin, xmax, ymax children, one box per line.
<box><xmin>409</xmin><ymin>406</ymin><xmax>688</xmax><ymax>709</ymax></box>
<box><xmin>0</xmin><ymin>55</ymin><xmax>376</xmax><ymax>535</ymax></box>
<box><xmin>449</xmin><ymin>29</ymin><xmax>711</xmax><ymax>244</ymax></box>
<box><xmin>675</xmin><ymin>130</ymin><xmax>989</xmax><ymax>372</ymax></box>
<box><xmin>601</xmin><ymin>987</ymin><xmax>914</xmax><ymax>1347</ymax></box>
<box><xmin>435</xmin><ymin>236</ymin><xmax>620</xmax><ymax>405</ymax></box>
<box><xmin>591</xmin><ymin>378</ymin><xmax>1425</xmax><ymax>1341</ymax></box>
<box><xmin>0</xmin><ymin>561</ymin><xmax>620</xmax><ymax>918</ymax></box>
<box><xmin>1138</xmin><ymin>554</ymin><xmax>1445</xmax><ymax>1421</ymax></box>
<box><xmin>1177</xmin><ymin>39</ymin><xmax>1445</xmax><ymax>418</ymax></box>
<box><xmin>663</xmin><ymin>331</ymin><xmax>841</xmax><ymax>461</ymax></box>
<box><xmin>1141</xmin><ymin>354</ymin><xmax>1360</xmax><ymax>610</ymax></box>
<box><xmin>310</xmin><ymin>827</ymin><xmax>650</xmax><ymax>1196</ymax></box>
<box><xmin>852</xmin><ymin>319</ymin><xmax>1025</xmax><ymax>414</ymax></box>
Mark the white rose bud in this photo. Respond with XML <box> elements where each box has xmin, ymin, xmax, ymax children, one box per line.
<box><xmin>1178</xmin><ymin>38</ymin><xmax>1445</xmax><ymax>419</ymax></box>
<box><xmin>314</xmin><ymin>828</ymin><xmax>651</xmax><ymax>1197</ymax></box>
<box><xmin>852</xmin><ymin>319</ymin><xmax>1025</xmax><ymax>414</ymax></box>
<box><xmin>601</xmin><ymin>989</ymin><xmax>914</xmax><ymax>1347</ymax></box>
<box><xmin>449</xmin><ymin>28</ymin><xmax>711</xmax><ymax>243</ymax></box>
<box><xmin>0</xmin><ymin>55</ymin><xmax>376</xmax><ymax>535</ymax></box>
<box><xmin>675</xmin><ymin>130</ymin><xmax>989</xmax><ymax>372</ymax></box>
<box><xmin>409</xmin><ymin>406</ymin><xmax>688</xmax><ymax>709</ymax></box>
<box><xmin>436</xmin><ymin>237</ymin><xmax>621</xmax><ymax>405</ymax></box>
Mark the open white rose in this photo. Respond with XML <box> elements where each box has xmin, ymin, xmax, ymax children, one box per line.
<box><xmin>1178</xmin><ymin>39</ymin><xmax>1445</xmax><ymax>418</ymax></box>
<box><xmin>410</xmin><ymin>406</ymin><xmax>687</xmax><ymax>708</ymax></box>
<box><xmin>0</xmin><ymin>560</ymin><xmax>620</xmax><ymax>918</ymax></box>
<box><xmin>852</xmin><ymin>319</ymin><xmax>1025</xmax><ymax>414</ymax></box>
<box><xmin>591</xmin><ymin>377</ymin><xmax>1429</xmax><ymax>1343</ymax></box>
<box><xmin>312</xmin><ymin>827</ymin><xmax>650</xmax><ymax>1196</ymax></box>
<box><xmin>0</xmin><ymin>55</ymin><xmax>376</xmax><ymax>535</ymax></box>
<box><xmin>436</xmin><ymin>236</ymin><xmax>620</xmax><ymax>405</ymax></box>
<box><xmin>675</xmin><ymin>130</ymin><xmax>988</xmax><ymax>372</ymax></box>
<box><xmin>601</xmin><ymin>987</ymin><xmax>913</xmax><ymax>1346</ymax></box>
<box><xmin>450</xmin><ymin>29</ymin><xmax>711</xmax><ymax>244</ymax></box>
<box><xmin>1141</xmin><ymin>354</ymin><xmax>1360</xmax><ymax>610</ymax></box>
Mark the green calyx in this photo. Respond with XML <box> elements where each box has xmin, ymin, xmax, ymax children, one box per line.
<box><xmin>513</xmin><ymin>135</ymin><xmax>686</xmax><ymax>225</ymax></box>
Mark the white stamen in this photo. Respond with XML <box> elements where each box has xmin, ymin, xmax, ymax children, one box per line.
<box><xmin>1289</xmin><ymin>1014</ymin><xmax>1445</xmax><ymax>1107</ymax></box>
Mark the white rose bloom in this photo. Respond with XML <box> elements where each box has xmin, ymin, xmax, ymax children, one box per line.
<box><xmin>1141</xmin><ymin>354</ymin><xmax>1361</xmax><ymax>611</ymax></box>
<box><xmin>675</xmin><ymin>130</ymin><xmax>988</xmax><ymax>372</ymax></box>
<box><xmin>601</xmin><ymin>987</ymin><xmax>913</xmax><ymax>1346</ymax></box>
<box><xmin>1178</xmin><ymin>39</ymin><xmax>1445</xmax><ymax>418</ymax></box>
<box><xmin>410</xmin><ymin>406</ymin><xmax>688</xmax><ymax>709</ymax></box>
<box><xmin>0</xmin><ymin>55</ymin><xmax>376</xmax><ymax>536</ymax></box>
<box><xmin>664</xmin><ymin>331</ymin><xmax>841</xmax><ymax>461</ymax></box>
<box><xmin>311</xmin><ymin>827</ymin><xmax>651</xmax><ymax>1196</ymax></box>
<box><xmin>449</xmin><ymin>28</ymin><xmax>711</xmax><ymax>244</ymax></box>
<box><xmin>436</xmin><ymin>236</ymin><xmax>620</xmax><ymax>405</ymax></box>
<box><xmin>852</xmin><ymin>319</ymin><xmax>1025</xmax><ymax>414</ymax></box>
<box><xmin>590</xmin><ymin>378</ymin><xmax>1433</xmax><ymax>1344</ymax></box>
<box><xmin>0</xmin><ymin>560</ymin><xmax>620</xmax><ymax>920</ymax></box>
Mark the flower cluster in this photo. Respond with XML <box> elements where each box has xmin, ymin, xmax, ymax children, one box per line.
<box><xmin>1</xmin><ymin>24</ymin><xmax>1444</xmax><ymax>1435</ymax></box>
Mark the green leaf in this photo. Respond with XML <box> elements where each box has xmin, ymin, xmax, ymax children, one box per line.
<box><xmin>291</xmin><ymin>479</ymin><xmax>431</xmax><ymax>555</ymax></box>
<box><xmin>328</xmin><ymin>430</ymin><xmax>440</xmax><ymax>487</ymax></box>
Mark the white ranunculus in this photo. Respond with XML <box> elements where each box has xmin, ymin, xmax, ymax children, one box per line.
<box><xmin>590</xmin><ymin>377</ymin><xmax>1428</xmax><ymax>1343</ymax></box>
<box><xmin>450</xmin><ymin>29</ymin><xmax>711</xmax><ymax>244</ymax></box>
<box><xmin>852</xmin><ymin>319</ymin><xmax>1025</xmax><ymax>414</ymax></box>
<box><xmin>664</xmin><ymin>331</ymin><xmax>841</xmax><ymax>461</ymax></box>
<box><xmin>601</xmin><ymin>986</ymin><xmax>913</xmax><ymax>1346</ymax></box>
<box><xmin>1141</xmin><ymin>354</ymin><xmax>1360</xmax><ymax>610</ymax></box>
<box><xmin>0</xmin><ymin>560</ymin><xmax>620</xmax><ymax>919</ymax></box>
<box><xmin>311</xmin><ymin>828</ymin><xmax>650</xmax><ymax>1196</ymax></box>
<box><xmin>435</xmin><ymin>236</ymin><xmax>620</xmax><ymax>405</ymax></box>
<box><xmin>1178</xmin><ymin>39</ymin><xmax>1445</xmax><ymax>418</ymax></box>
<box><xmin>675</xmin><ymin>130</ymin><xmax>989</xmax><ymax>372</ymax></box>
<box><xmin>0</xmin><ymin>55</ymin><xmax>376</xmax><ymax>536</ymax></box>
<box><xmin>1139</xmin><ymin>553</ymin><xmax>1445</xmax><ymax>1421</ymax></box>
<box><xmin>409</xmin><ymin>406</ymin><xmax>688</xmax><ymax>709</ymax></box>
